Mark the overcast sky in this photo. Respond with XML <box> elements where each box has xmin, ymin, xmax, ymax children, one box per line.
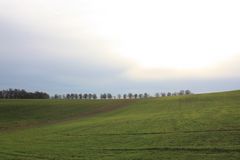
<box><xmin>0</xmin><ymin>0</ymin><xmax>240</xmax><ymax>95</ymax></box>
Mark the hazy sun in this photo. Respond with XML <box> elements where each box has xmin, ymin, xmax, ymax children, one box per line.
<box><xmin>118</xmin><ymin>42</ymin><xmax>237</xmax><ymax>69</ymax></box>
<box><xmin>86</xmin><ymin>0</ymin><xmax>240</xmax><ymax>69</ymax></box>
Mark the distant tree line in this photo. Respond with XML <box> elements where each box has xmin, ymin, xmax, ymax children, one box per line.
<box><xmin>0</xmin><ymin>89</ymin><xmax>49</xmax><ymax>99</ymax></box>
<box><xmin>52</xmin><ymin>90</ymin><xmax>192</xmax><ymax>100</ymax></box>
<box><xmin>53</xmin><ymin>93</ymin><xmax>98</xmax><ymax>100</ymax></box>
<box><xmin>0</xmin><ymin>89</ymin><xmax>192</xmax><ymax>100</ymax></box>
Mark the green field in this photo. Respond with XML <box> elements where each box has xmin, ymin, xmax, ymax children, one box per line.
<box><xmin>0</xmin><ymin>91</ymin><xmax>239</xmax><ymax>160</ymax></box>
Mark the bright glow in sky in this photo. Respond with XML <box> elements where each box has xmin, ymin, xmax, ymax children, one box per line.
<box><xmin>84</xmin><ymin>0</ymin><xmax>240</xmax><ymax>69</ymax></box>
<box><xmin>0</xmin><ymin>0</ymin><xmax>240</xmax><ymax>93</ymax></box>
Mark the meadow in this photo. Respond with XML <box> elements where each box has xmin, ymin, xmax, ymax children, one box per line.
<box><xmin>0</xmin><ymin>90</ymin><xmax>239</xmax><ymax>160</ymax></box>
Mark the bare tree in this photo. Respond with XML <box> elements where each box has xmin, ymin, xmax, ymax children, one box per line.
<box><xmin>101</xmin><ymin>93</ymin><xmax>107</xmax><ymax>99</ymax></box>
<box><xmin>185</xmin><ymin>90</ymin><xmax>191</xmax><ymax>95</ymax></box>
<box><xmin>66</xmin><ymin>94</ymin><xmax>71</xmax><ymax>99</ymax></box>
<box><xmin>79</xmin><ymin>94</ymin><xmax>82</xmax><ymax>99</ymax></box>
<box><xmin>107</xmin><ymin>93</ymin><xmax>112</xmax><ymax>99</ymax></box>
<box><xmin>93</xmin><ymin>94</ymin><xmax>97</xmax><ymax>99</ymax></box>
<box><xmin>161</xmin><ymin>92</ymin><xmax>166</xmax><ymax>97</ymax></box>
<box><xmin>83</xmin><ymin>93</ymin><xmax>88</xmax><ymax>99</ymax></box>
<box><xmin>88</xmin><ymin>93</ymin><xmax>92</xmax><ymax>99</ymax></box>
<box><xmin>144</xmin><ymin>93</ymin><xmax>148</xmax><ymax>98</ymax></box>
<box><xmin>134</xmin><ymin>94</ymin><xmax>138</xmax><ymax>99</ymax></box>
<box><xmin>117</xmin><ymin>94</ymin><xmax>121</xmax><ymax>99</ymax></box>
<box><xmin>179</xmin><ymin>90</ymin><xmax>185</xmax><ymax>95</ymax></box>
<box><xmin>74</xmin><ymin>94</ymin><xmax>78</xmax><ymax>99</ymax></box>
<box><xmin>128</xmin><ymin>93</ymin><xmax>133</xmax><ymax>99</ymax></box>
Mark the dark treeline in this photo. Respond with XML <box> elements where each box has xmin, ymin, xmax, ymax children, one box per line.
<box><xmin>53</xmin><ymin>90</ymin><xmax>192</xmax><ymax>100</ymax></box>
<box><xmin>0</xmin><ymin>89</ymin><xmax>192</xmax><ymax>100</ymax></box>
<box><xmin>0</xmin><ymin>89</ymin><xmax>49</xmax><ymax>99</ymax></box>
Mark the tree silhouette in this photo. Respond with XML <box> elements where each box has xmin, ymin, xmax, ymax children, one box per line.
<box><xmin>179</xmin><ymin>90</ymin><xmax>185</xmax><ymax>95</ymax></box>
<box><xmin>138</xmin><ymin>94</ymin><xmax>143</xmax><ymax>99</ymax></box>
<box><xmin>128</xmin><ymin>93</ymin><xmax>133</xmax><ymax>99</ymax></box>
<box><xmin>161</xmin><ymin>92</ymin><xmax>166</xmax><ymax>97</ymax></box>
<box><xmin>107</xmin><ymin>93</ymin><xmax>112</xmax><ymax>99</ymax></box>
<box><xmin>93</xmin><ymin>94</ymin><xmax>97</xmax><ymax>99</ymax></box>
<box><xmin>144</xmin><ymin>93</ymin><xmax>148</xmax><ymax>98</ymax></box>
<box><xmin>88</xmin><ymin>93</ymin><xmax>92</xmax><ymax>99</ymax></box>
<box><xmin>134</xmin><ymin>94</ymin><xmax>138</xmax><ymax>99</ymax></box>
<box><xmin>185</xmin><ymin>90</ymin><xmax>191</xmax><ymax>95</ymax></box>
<box><xmin>117</xmin><ymin>94</ymin><xmax>121</xmax><ymax>99</ymax></box>
<box><xmin>83</xmin><ymin>93</ymin><xmax>88</xmax><ymax>99</ymax></box>
<box><xmin>0</xmin><ymin>89</ymin><xmax>49</xmax><ymax>99</ymax></box>
<box><xmin>79</xmin><ymin>94</ymin><xmax>82</xmax><ymax>99</ymax></box>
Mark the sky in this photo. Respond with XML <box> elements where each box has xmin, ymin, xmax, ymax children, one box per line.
<box><xmin>0</xmin><ymin>0</ymin><xmax>240</xmax><ymax>95</ymax></box>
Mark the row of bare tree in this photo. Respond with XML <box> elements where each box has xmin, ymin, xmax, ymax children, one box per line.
<box><xmin>52</xmin><ymin>90</ymin><xmax>192</xmax><ymax>100</ymax></box>
<box><xmin>0</xmin><ymin>89</ymin><xmax>192</xmax><ymax>99</ymax></box>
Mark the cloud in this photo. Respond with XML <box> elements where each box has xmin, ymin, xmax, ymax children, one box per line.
<box><xmin>0</xmin><ymin>19</ymin><xmax>132</xmax><ymax>93</ymax></box>
<box><xmin>123</xmin><ymin>54</ymin><xmax>240</xmax><ymax>81</ymax></box>
<box><xmin>0</xmin><ymin>0</ymin><xmax>240</xmax><ymax>94</ymax></box>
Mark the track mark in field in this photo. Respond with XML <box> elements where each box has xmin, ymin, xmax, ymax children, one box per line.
<box><xmin>105</xmin><ymin>128</ymin><xmax>240</xmax><ymax>136</ymax></box>
<box><xmin>101</xmin><ymin>147</ymin><xmax>240</xmax><ymax>153</ymax></box>
<box><xmin>61</xmin><ymin>128</ymin><xmax>240</xmax><ymax>137</ymax></box>
<box><xmin>0</xmin><ymin>151</ymin><xmax>49</xmax><ymax>160</ymax></box>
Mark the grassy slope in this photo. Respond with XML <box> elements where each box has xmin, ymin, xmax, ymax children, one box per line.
<box><xmin>0</xmin><ymin>99</ymin><xmax>133</xmax><ymax>131</ymax></box>
<box><xmin>0</xmin><ymin>91</ymin><xmax>239</xmax><ymax>160</ymax></box>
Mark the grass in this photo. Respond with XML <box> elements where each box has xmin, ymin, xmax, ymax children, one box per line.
<box><xmin>0</xmin><ymin>90</ymin><xmax>239</xmax><ymax>159</ymax></box>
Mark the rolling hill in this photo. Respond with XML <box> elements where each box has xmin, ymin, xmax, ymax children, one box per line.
<box><xmin>0</xmin><ymin>90</ymin><xmax>239</xmax><ymax>160</ymax></box>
